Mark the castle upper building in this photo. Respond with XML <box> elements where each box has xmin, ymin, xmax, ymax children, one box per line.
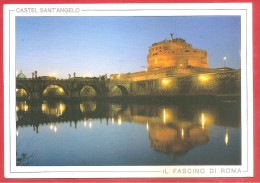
<box><xmin>111</xmin><ymin>35</ymin><xmax>210</xmax><ymax>81</ymax></box>
<box><xmin>147</xmin><ymin>36</ymin><xmax>208</xmax><ymax>70</ymax></box>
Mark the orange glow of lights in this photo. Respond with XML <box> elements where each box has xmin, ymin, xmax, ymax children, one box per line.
<box><xmin>49</xmin><ymin>123</ymin><xmax>58</xmax><ymax>133</ymax></box>
<box><xmin>118</xmin><ymin>116</ymin><xmax>122</xmax><ymax>125</ymax></box>
<box><xmin>54</xmin><ymin>126</ymin><xmax>57</xmax><ymax>133</ymax></box>
<box><xmin>80</xmin><ymin>104</ymin><xmax>84</xmax><ymax>113</ymax></box>
<box><xmin>56</xmin><ymin>102</ymin><xmax>66</xmax><ymax>116</ymax></box>
<box><xmin>50</xmin><ymin>124</ymin><xmax>53</xmax><ymax>130</ymax></box>
<box><xmin>162</xmin><ymin>79</ymin><xmax>170</xmax><ymax>86</ymax></box>
<box><xmin>225</xmin><ymin>129</ymin><xmax>229</xmax><ymax>146</ymax></box>
<box><xmin>201</xmin><ymin>113</ymin><xmax>205</xmax><ymax>129</ymax></box>
<box><xmin>59</xmin><ymin>102</ymin><xmax>65</xmax><ymax>114</ymax></box>
<box><xmin>24</xmin><ymin>104</ymin><xmax>28</xmax><ymax>112</ymax></box>
<box><xmin>42</xmin><ymin>104</ymin><xmax>46</xmax><ymax>113</ymax></box>
<box><xmin>146</xmin><ymin>123</ymin><xmax>149</xmax><ymax>131</ymax></box>
<box><xmin>162</xmin><ymin>108</ymin><xmax>171</xmax><ymax>124</ymax></box>
<box><xmin>199</xmin><ymin>75</ymin><xmax>209</xmax><ymax>82</ymax></box>
<box><xmin>163</xmin><ymin>108</ymin><xmax>166</xmax><ymax>123</ymax></box>
<box><xmin>181</xmin><ymin>128</ymin><xmax>184</xmax><ymax>139</ymax></box>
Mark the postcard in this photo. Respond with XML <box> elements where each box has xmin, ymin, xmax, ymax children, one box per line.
<box><xmin>3</xmin><ymin>3</ymin><xmax>253</xmax><ymax>179</ymax></box>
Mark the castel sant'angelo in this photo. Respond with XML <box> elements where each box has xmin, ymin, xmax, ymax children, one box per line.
<box><xmin>111</xmin><ymin>34</ymin><xmax>210</xmax><ymax>81</ymax></box>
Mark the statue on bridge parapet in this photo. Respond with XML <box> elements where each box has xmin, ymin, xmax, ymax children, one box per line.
<box><xmin>31</xmin><ymin>71</ymin><xmax>38</xmax><ymax>79</ymax></box>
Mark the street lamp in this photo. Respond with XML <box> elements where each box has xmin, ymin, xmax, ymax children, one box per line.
<box><xmin>223</xmin><ymin>56</ymin><xmax>227</xmax><ymax>68</ymax></box>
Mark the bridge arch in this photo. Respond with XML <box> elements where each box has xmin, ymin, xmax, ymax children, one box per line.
<box><xmin>16</xmin><ymin>84</ymin><xmax>31</xmax><ymax>99</ymax></box>
<box><xmin>42</xmin><ymin>84</ymin><xmax>69</xmax><ymax>97</ymax></box>
<box><xmin>79</xmin><ymin>84</ymin><xmax>103</xmax><ymax>97</ymax></box>
<box><xmin>109</xmin><ymin>84</ymin><xmax>129</xmax><ymax>96</ymax></box>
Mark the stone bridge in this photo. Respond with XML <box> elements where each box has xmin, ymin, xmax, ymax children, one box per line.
<box><xmin>16</xmin><ymin>77</ymin><xmax>132</xmax><ymax>99</ymax></box>
<box><xmin>16</xmin><ymin>70</ymin><xmax>241</xmax><ymax>100</ymax></box>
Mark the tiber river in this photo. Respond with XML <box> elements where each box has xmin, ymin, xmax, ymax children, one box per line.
<box><xmin>16</xmin><ymin>97</ymin><xmax>241</xmax><ymax>166</ymax></box>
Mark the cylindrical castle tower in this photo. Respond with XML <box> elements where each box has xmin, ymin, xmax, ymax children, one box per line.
<box><xmin>147</xmin><ymin>37</ymin><xmax>208</xmax><ymax>70</ymax></box>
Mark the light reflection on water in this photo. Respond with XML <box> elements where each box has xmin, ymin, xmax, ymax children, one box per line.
<box><xmin>16</xmin><ymin>98</ymin><xmax>241</xmax><ymax>166</ymax></box>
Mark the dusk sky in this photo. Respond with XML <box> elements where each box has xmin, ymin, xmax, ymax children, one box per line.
<box><xmin>16</xmin><ymin>16</ymin><xmax>241</xmax><ymax>79</ymax></box>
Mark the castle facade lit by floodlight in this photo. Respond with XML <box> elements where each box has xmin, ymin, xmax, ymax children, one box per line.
<box><xmin>147</xmin><ymin>34</ymin><xmax>208</xmax><ymax>70</ymax></box>
<box><xmin>111</xmin><ymin>35</ymin><xmax>211</xmax><ymax>81</ymax></box>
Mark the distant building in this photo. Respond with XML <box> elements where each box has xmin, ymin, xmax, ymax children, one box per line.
<box><xmin>16</xmin><ymin>71</ymin><xmax>27</xmax><ymax>79</ymax></box>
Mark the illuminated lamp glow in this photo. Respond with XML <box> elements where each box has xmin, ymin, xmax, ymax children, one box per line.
<box><xmin>181</xmin><ymin>128</ymin><xmax>184</xmax><ymax>139</ymax></box>
<box><xmin>201</xmin><ymin>113</ymin><xmax>205</xmax><ymax>129</ymax></box>
<box><xmin>163</xmin><ymin>108</ymin><xmax>166</xmax><ymax>123</ymax></box>
<box><xmin>225</xmin><ymin>128</ymin><xmax>229</xmax><ymax>146</ymax></box>
<box><xmin>199</xmin><ymin>75</ymin><xmax>209</xmax><ymax>82</ymax></box>
<box><xmin>118</xmin><ymin>116</ymin><xmax>122</xmax><ymax>125</ymax></box>
<box><xmin>162</xmin><ymin>79</ymin><xmax>170</xmax><ymax>86</ymax></box>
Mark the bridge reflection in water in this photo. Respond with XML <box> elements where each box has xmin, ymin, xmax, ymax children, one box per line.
<box><xmin>16</xmin><ymin>97</ymin><xmax>241</xmax><ymax>165</ymax></box>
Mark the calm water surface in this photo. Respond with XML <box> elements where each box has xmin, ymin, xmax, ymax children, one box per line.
<box><xmin>16</xmin><ymin>97</ymin><xmax>241</xmax><ymax>166</ymax></box>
